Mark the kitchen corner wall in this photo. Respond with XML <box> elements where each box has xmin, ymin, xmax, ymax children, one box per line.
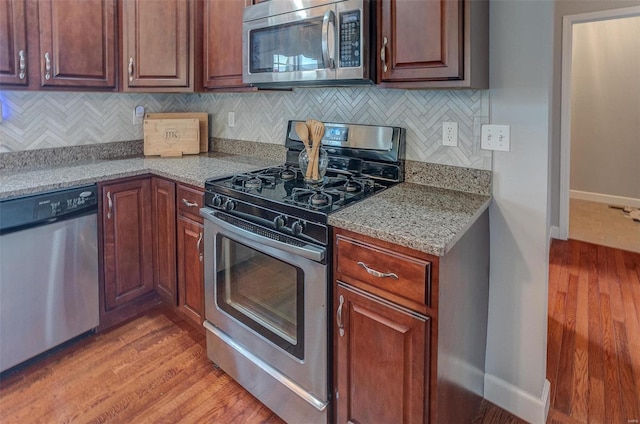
<box><xmin>0</xmin><ymin>88</ymin><xmax>491</xmax><ymax>170</ymax></box>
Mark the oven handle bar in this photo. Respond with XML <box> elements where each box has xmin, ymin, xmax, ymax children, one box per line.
<box><xmin>200</xmin><ymin>208</ymin><xmax>326</xmax><ymax>263</ymax></box>
<box><xmin>203</xmin><ymin>321</ymin><xmax>329</xmax><ymax>412</ymax></box>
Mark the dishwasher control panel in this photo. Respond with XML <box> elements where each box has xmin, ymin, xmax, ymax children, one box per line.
<box><xmin>0</xmin><ymin>185</ymin><xmax>98</xmax><ymax>234</ymax></box>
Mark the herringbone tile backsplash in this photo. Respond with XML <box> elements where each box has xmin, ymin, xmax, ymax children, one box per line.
<box><xmin>0</xmin><ymin>88</ymin><xmax>491</xmax><ymax>170</ymax></box>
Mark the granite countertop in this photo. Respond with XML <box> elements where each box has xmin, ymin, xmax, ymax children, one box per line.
<box><xmin>328</xmin><ymin>183</ymin><xmax>491</xmax><ymax>257</ymax></box>
<box><xmin>0</xmin><ymin>153</ymin><xmax>279</xmax><ymax>199</ymax></box>
<box><xmin>1</xmin><ymin>152</ymin><xmax>491</xmax><ymax>257</ymax></box>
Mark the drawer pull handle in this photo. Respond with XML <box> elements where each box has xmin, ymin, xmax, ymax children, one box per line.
<box><xmin>106</xmin><ymin>191</ymin><xmax>113</xmax><ymax>219</ymax></box>
<box><xmin>337</xmin><ymin>295</ymin><xmax>345</xmax><ymax>337</ymax></box>
<box><xmin>182</xmin><ymin>198</ymin><xmax>198</xmax><ymax>208</ymax></box>
<box><xmin>44</xmin><ymin>52</ymin><xmax>51</xmax><ymax>80</ymax></box>
<box><xmin>128</xmin><ymin>57</ymin><xmax>134</xmax><ymax>82</ymax></box>
<box><xmin>380</xmin><ymin>36</ymin><xmax>388</xmax><ymax>73</ymax></box>
<box><xmin>197</xmin><ymin>232</ymin><xmax>203</xmax><ymax>262</ymax></box>
<box><xmin>357</xmin><ymin>261</ymin><xmax>398</xmax><ymax>279</ymax></box>
<box><xmin>18</xmin><ymin>49</ymin><xmax>26</xmax><ymax>79</ymax></box>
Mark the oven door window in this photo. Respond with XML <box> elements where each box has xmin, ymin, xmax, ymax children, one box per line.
<box><xmin>249</xmin><ymin>18</ymin><xmax>326</xmax><ymax>74</ymax></box>
<box><xmin>216</xmin><ymin>235</ymin><xmax>304</xmax><ymax>360</ymax></box>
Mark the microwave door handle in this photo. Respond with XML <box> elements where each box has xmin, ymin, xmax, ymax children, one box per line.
<box><xmin>321</xmin><ymin>10</ymin><xmax>336</xmax><ymax>69</ymax></box>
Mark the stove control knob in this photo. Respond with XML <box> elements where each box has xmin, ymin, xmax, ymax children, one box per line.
<box><xmin>273</xmin><ymin>215</ymin><xmax>286</xmax><ymax>229</ymax></box>
<box><xmin>224</xmin><ymin>199</ymin><xmax>236</xmax><ymax>212</ymax></box>
<box><xmin>212</xmin><ymin>195</ymin><xmax>223</xmax><ymax>208</ymax></box>
<box><xmin>291</xmin><ymin>220</ymin><xmax>305</xmax><ymax>236</ymax></box>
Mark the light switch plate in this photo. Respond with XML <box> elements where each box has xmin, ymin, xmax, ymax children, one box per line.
<box><xmin>481</xmin><ymin>124</ymin><xmax>511</xmax><ymax>151</ymax></box>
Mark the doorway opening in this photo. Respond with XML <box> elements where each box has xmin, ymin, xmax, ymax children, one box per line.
<box><xmin>558</xmin><ymin>6</ymin><xmax>640</xmax><ymax>253</ymax></box>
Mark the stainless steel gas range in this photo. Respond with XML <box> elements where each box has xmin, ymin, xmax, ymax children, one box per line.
<box><xmin>200</xmin><ymin>120</ymin><xmax>405</xmax><ymax>423</ymax></box>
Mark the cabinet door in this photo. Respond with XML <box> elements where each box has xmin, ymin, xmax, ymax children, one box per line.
<box><xmin>122</xmin><ymin>0</ymin><xmax>194</xmax><ymax>91</ymax></box>
<box><xmin>378</xmin><ymin>0</ymin><xmax>462</xmax><ymax>82</ymax></box>
<box><xmin>177</xmin><ymin>215</ymin><xmax>204</xmax><ymax>326</ymax></box>
<box><xmin>38</xmin><ymin>0</ymin><xmax>117</xmax><ymax>88</ymax></box>
<box><xmin>151</xmin><ymin>177</ymin><xmax>177</xmax><ymax>304</ymax></box>
<box><xmin>102</xmin><ymin>178</ymin><xmax>154</xmax><ymax>310</ymax></box>
<box><xmin>335</xmin><ymin>283</ymin><xmax>429</xmax><ymax>424</ymax></box>
<box><xmin>0</xmin><ymin>0</ymin><xmax>28</xmax><ymax>86</ymax></box>
<box><xmin>202</xmin><ymin>0</ymin><xmax>248</xmax><ymax>90</ymax></box>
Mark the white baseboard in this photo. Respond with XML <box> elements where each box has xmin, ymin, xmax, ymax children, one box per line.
<box><xmin>484</xmin><ymin>374</ymin><xmax>550</xmax><ymax>424</ymax></box>
<box><xmin>549</xmin><ymin>225</ymin><xmax>562</xmax><ymax>241</ymax></box>
<box><xmin>570</xmin><ymin>190</ymin><xmax>640</xmax><ymax>208</ymax></box>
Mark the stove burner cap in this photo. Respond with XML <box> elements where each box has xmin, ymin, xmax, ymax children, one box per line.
<box><xmin>280</xmin><ymin>168</ymin><xmax>296</xmax><ymax>181</ymax></box>
<box><xmin>345</xmin><ymin>180</ymin><xmax>360</xmax><ymax>193</ymax></box>
<box><xmin>244</xmin><ymin>178</ymin><xmax>262</xmax><ymax>189</ymax></box>
<box><xmin>310</xmin><ymin>192</ymin><xmax>330</xmax><ymax>207</ymax></box>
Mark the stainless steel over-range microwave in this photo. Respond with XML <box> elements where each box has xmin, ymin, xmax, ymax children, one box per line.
<box><xmin>242</xmin><ymin>0</ymin><xmax>374</xmax><ymax>88</ymax></box>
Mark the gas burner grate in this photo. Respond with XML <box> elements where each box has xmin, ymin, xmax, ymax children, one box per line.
<box><xmin>288</xmin><ymin>187</ymin><xmax>345</xmax><ymax>210</ymax></box>
<box><xmin>254</xmin><ymin>166</ymin><xmax>302</xmax><ymax>182</ymax></box>
<box><xmin>323</xmin><ymin>174</ymin><xmax>377</xmax><ymax>194</ymax></box>
<box><xmin>230</xmin><ymin>173</ymin><xmax>276</xmax><ymax>191</ymax></box>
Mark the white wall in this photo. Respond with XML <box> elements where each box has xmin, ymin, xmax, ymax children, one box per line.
<box><xmin>484</xmin><ymin>1</ymin><xmax>554</xmax><ymax>423</ymax></box>
<box><xmin>570</xmin><ymin>16</ymin><xmax>640</xmax><ymax>199</ymax></box>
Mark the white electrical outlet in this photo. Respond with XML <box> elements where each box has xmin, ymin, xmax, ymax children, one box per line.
<box><xmin>132</xmin><ymin>105</ymin><xmax>144</xmax><ymax>125</ymax></box>
<box><xmin>442</xmin><ymin>122</ymin><xmax>458</xmax><ymax>147</ymax></box>
<box><xmin>481</xmin><ymin>124</ymin><xmax>511</xmax><ymax>151</ymax></box>
<box><xmin>228</xmin><ymin>111</ymin><xmax>235</xmax><ymax>128</ymax></box>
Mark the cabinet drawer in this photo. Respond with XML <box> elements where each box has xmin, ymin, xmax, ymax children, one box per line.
<box><xmin>177</xmin><ymin>184</ymin><xmax>204</xmax><ymax>222</ymax></box>
<box><xmin>336</xmin><ymin>235</ymin><xmax>431</xmax><ymax>308</ymax></box>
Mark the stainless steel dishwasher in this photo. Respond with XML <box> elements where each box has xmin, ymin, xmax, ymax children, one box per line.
<box><xmin>0</xmin><ymin>184</ymin><xmax>99</xmax><ymax>373</ymax></box>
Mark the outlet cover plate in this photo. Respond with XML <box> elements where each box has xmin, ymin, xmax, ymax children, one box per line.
<box><xmin>442</xmin><ymin>122</ymin><xmax>458</xmax><ymax>147</ymax></box>
<box><xmin>481</xmin><ymin>124</ymin><xmax>511</xmax><ymax>151</ymax></box>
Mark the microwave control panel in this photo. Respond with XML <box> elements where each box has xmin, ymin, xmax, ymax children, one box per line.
<box><xmin>339</xmin><ymin>10</ymin><xmax>361</xmax><ymax>68</ymax></box>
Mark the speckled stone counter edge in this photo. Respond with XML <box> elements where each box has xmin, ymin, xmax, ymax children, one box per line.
<box><xmin>404</xmin><ymin>160</ymin><xmax>492</xmax><ymax>195</ymax></box>
<box><xmin>1</xmin><ymin>140</ymin><xmax>491</xmax><ymax>195</ymax></box>
<box><xmin>211</xmin><ymin>138</ymin><xmax>286</xmax><ymax>162</ymax></box>
<box><xmin>0</xmin><ymin>140</ymin><xmax>143</xmax><ymax>171</ymax></box>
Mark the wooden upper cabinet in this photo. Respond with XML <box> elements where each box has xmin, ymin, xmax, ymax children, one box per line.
<box><xmin>38</xmin><ymin>0</ymin><xmax>117</xmax><ymax>88</ymax></box>
<box><xmin>0</xmin><ymin>0</ymin><xmax>28</xmax><ymax>86</ymax></box>
<box><xmin>377</xmin><ymin>0</ymin><xmax>488</xmax><ymax>89</ymax></box>
<box><xmin>201</xmin><ymin>0</ymin><xmax>250</xmax><ymax>91</ymax></box>
<box><xmin>121</xmin><ymin>0</ymin><xmax>195</xmax><ymax>92</ymax></box>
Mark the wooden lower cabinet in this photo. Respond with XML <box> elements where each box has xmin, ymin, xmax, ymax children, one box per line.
<box><xmin>177</xmin><ymin>214</ymin><xmax>204</xmax><ymax>326</ymax></box>
<box><xmin>335</xmin><ymin>282</ymin><xmax>429</xmax><ymax>424</ymax></box>
<box><xmin>334</xmin><ymin>215</ymin><xmax>491</xmax><ymax>424</ymax></box>
<box><xmin>151</xmin><ymin>177</ymin><xmax>177</xmax><ymax>303</ymax></box>
<box><xmin>100</xmin><ymin>177</ymin><xmax>154</xmax><ymax>311</ymax></box>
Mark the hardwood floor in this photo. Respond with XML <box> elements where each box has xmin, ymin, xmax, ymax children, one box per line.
<box><xmin>547</xmin><ymin>239</ymin><xmax>640</xmax><ymax>424</ymax></box>
<box><xmin>476</xmin><ymin>239</ymin><xmax>640</xmax><ymax>424</ymax></box>
<box><xmin>0</xmin><ymin>308</ymin><xmax>284</xmax><ymax>424</ymax></box>
<box><xmin>2</xmin><ymin>239</ymin><xmax>637</xmax><ymax>423</ymax></box>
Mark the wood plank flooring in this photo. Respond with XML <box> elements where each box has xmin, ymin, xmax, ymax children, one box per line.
<box><xmin>0</xmin><ymin>308</ymin><xmax>284</xmax><ymax>424</ymax></box>
<box><xmin>2</xmin><ymin>238</ymin><xmax>637</xmax><ymax>423</ymax></box>
<box><xmin>547</xmin><ymin>239</ymin><xmax>640</xmax><ymax>424</ymax></box>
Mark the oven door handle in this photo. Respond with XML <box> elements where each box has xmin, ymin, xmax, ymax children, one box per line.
<box><xmin>200</xmin><ymin>208</ymin><xmax>326</xmax><ymax>263</ymax></box>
